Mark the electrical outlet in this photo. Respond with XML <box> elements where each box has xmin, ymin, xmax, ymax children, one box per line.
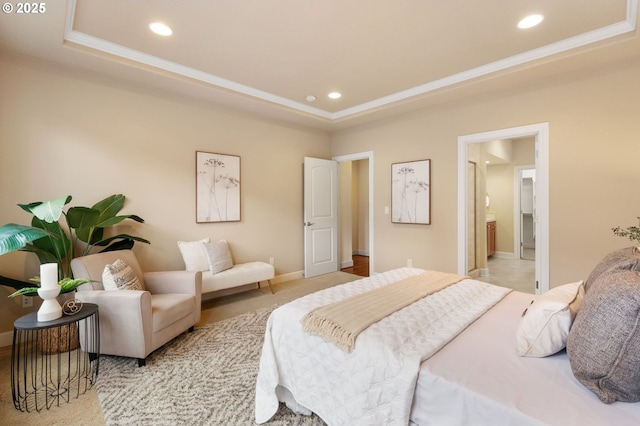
<box><xmin>407</xmin><ymin>259</ymin><xmax>412</xmax><ymax>267</ymax></box>
<box><xmin>22</xmin><ymin>295</ymin><xmax>33</xmax><ymax>308</ymax></box>
<box><xmin>269</xmin><ymin>257</ymin><xmax>274</xmax><ymax>265</ymax></box>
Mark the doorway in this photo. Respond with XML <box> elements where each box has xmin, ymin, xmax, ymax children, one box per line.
<box><xmin>457</xmin><ymin>123</ymin><xmax>549</xmax><ymax>294</ymax></box>
<box><xmin>517</xmin><ymin>166</ymin><xmax>536</xmax><ymax>261</ymax></box>
<box><xmin>333</xmin><ymin>152</ymin><xmax>374</xmax><ymax>277</ymax></box>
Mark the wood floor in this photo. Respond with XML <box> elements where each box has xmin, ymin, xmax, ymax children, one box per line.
<box><xmin>340</xmin><ymin>254</ymin><xmax>369</xmax><ymax>277</ymax></box>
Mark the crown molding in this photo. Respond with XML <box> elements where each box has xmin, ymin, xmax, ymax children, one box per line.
<box><xmin>64</xmin><ymin>0</ymin><xmax>637</xmax><ymax>122</ymax></box>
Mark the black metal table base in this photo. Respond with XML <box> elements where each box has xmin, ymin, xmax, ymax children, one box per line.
<box><xmin>11</xmin><ymin>303</ymin><xmax>100</xmax><ymax>412</ymax></box>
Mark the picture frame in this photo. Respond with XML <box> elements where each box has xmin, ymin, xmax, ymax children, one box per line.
<box><xmin>196</xmin><ymin>151</ymin><xmax>241</xmax><ymax>223</ymax></box>
<box><xmin>391</xmin><ymin>159</ymin><xmax>431</xmax><ymax>224</ymax></box>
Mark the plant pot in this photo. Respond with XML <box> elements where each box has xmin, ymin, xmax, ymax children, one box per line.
<box><xmin>37</xmin><ymin>292</ymin><xmax>80</xmax><ymax>354</ymax></box>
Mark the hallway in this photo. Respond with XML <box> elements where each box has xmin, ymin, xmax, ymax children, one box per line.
<box><xmin>341</xmin><ymin>255</ymin><xmax>369</xmax><ymax>277</ymax></box>
<box><xmin>477</xmin><ymin>256</ymin><xmax>536</xmax><ymax>294</ymax></box>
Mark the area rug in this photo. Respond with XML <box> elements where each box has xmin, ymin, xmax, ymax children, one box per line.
<box><xmin>96</xmin><ymin>307</ymin><xmax>326</xmax><ymax>425</ymax></box>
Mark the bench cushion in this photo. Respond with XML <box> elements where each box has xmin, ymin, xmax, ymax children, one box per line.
<box><xmin>202</xmin><ymin>261</ymin><xmax>274</xmax><ymax>293</ymax></box>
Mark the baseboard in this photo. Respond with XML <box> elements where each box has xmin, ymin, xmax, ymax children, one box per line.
<box><xmin>494</xmin><ymin>251</ymin><xmax>518</xmax><ymax>259</ymax></box>
<box><xmin>352</xmin><ymin>250</ymin><xmax>369</xmax><ymax>256</ymax></box>
<box><xmin>340</xmin><ymin>260</ymin><xmax>354</xmax><ymax>268</ymax></box>
<box><xmin>272</xmin><ymin>270</ymin><xmax>304</xmax><ymax>284</ymax></box>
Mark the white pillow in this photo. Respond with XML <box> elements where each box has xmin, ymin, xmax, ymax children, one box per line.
<box><xmin>177</xmin><ymin>238</ymin><xmax>210</xmax><ymax>271</ymax></box>
<box><xmin>516</xmin><ymin>280</ymin><xmax>584</xmax><ymax>357</ymax></box>
<box><xmin>203</xmin><ymin>240</ymin><xmax>234</xmax><ymax>274</ymax></box>
<box><xmin>102</xmin><ymin>259</ymin><xmax>144</xmax><ymax>291</ymax></box>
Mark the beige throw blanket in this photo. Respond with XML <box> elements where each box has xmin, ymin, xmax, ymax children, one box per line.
<box><xmin>301</xmin><ymin>270</ymin><xmax>469</xmax><ymax>352</ymax></box>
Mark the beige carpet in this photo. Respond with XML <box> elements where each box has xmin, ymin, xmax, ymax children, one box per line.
<box><xmin>0</xmin><ymin>271</ymin><xmax>359</xmax><ymax>425</ymax></box>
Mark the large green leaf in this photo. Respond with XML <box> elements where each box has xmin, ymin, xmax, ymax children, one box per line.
<box><xmin>19</xmin><ymin>196</ymin><xmax>72</xmax><ymax>223</ymax></box>
<box><xmin>0</xmin><ymin>223</ymin><xmax>52</xmax><ymax>255</ymax></box>
<box><xmin>97</xmin><ymin>214</ymin><xmax>145</xmax><ymax>228</ymax></box>
<box><xmin>4</xmin><ymin>193</ymin><xmax>149</xmax><ymax>280</ymax></box>
<box><xmin>92</xmin><ymin>234</ymin><xmax>150</xmax><ymax>247</ymax></box>
<box><xmin>67</xmin><ymin>206</ymin><xmax>100</xmax><ymax>230</ymax></box>
<box><xmin>67</xmin><ymin>206</ymin><xmax>100</xmax><ymax>243</ymax></box>
<box><xmin>30</xmin><ymin>216</ymin><xmax>70</xmax><ymax>262</ymax></box>
<box><xmin>100</xmin><ymin>238</ymin><xmax>135</xmax><ymax>252</ymax></box>
<box><xmin>0</xmin><ymin>274</ymin><xmax>33</xmax><ymax>291</ymax></box>
<box><xmin>20</xmin><ymin>243</ymin><xmax>60</xmax><ymax>264</ymax></box>
<box><xmin>92</xmin><ymin>194</ymin><xmax>126</xmax><ymax>223</ymax></box>
<box><xmin>18</xmin><ymin>201</ymin><xmax>42</xmax><ymax>214</ymax></box>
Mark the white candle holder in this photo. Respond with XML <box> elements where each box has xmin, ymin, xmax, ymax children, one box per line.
<box><xmin>37</xmin><ymin>286</ymin><xmax>62</xmax><ymax>322</ymax></box>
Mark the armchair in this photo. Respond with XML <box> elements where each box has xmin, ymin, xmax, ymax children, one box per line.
<box><xmin>70</xmin><ymin>250</ymin><xmax>202</xmax><ymax>366</ymax></box>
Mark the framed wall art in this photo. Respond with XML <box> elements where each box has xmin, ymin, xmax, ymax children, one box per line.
<box><xmin>391</xmin><ymin>159</ymin><xmax>431</xmax><ymax>224</ymax></box>
<box><xmin>196</xmin><ymin>151</ymin><xmax>241</xmax><ymax>223</ymax></box>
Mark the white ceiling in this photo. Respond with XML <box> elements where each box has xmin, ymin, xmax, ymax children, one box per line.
<box><xmin>1</xmin><ymin>0</ymin><xmax>638</xmax><ymax>130</ymax></box>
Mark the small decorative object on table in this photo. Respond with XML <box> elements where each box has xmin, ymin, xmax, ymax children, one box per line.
<box><xmin>62</xmin><ymin>298</ymin><xmax>83</xmax><ymax>315</ymax></box>
<box><xmin>7</xmin><ymin>264</ymin><xmax>91</xmax><ymax>321</ymax></box>
<box><xmin>7</xmin><ymin>270</ymin><xmax>91</xmax><ymax>353</ymax></box>
<box><xmin>36</xmin><ymin>263</ymin><xmax>62</xmax><ymax>321</ymax></box>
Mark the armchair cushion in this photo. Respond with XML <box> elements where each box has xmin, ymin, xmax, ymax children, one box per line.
<box><xmin>103</xmin><ymin>259</ymin><xmax>145</xmax><ymax>291</ymax></box>
<box><xmin>152</xmin><ymin>294</ymin><xmax>196</xmax><ymax>332</ymax></box>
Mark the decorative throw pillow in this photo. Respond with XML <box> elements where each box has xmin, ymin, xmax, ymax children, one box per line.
<box><xmin>102</xmin><ymin>259</ymin><xmax>145</xmax><ymax>291</ymax></box>
<box><xmin>203</xmin><ymin>240</ymin><xmax>234</xmax><ymax>274</ymax></box>
<box><xmin>567</xmin><ymin>269</ymin><xmax>640</xmax><ymax>403</ymax></box>
<box><xmin>516</xmin><ymin>281</ymin><xmax>584</xmax><ymax>357</ymax></box>
<box><xmin>177</xmin><ymin>237</ymin><xmax>210</xmax><ymax>271</ymax></box>
<box><xmin>583</xmin><ymin>246</ymin><xmax>640</xmax><ymax>291</ymax></box>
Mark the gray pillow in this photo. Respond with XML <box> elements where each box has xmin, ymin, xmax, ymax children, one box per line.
<box><xmin>584</xmin><ymin>246</ymin><xmax>640</xmax><ymax>291</ymax></box>
<box><xmin>566</xmin><ymin>268</ymin><xmax>640</xmax><ymax>403</ymax></box>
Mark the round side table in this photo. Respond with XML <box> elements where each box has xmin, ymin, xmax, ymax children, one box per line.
<box><xmin>11</xmin><ymin>302</ymin><xmax>100</xmax><ymax>412</ymax></box>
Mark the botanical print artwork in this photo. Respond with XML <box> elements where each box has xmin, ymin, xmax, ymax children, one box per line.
<box><xmin>196</xmin><ymin>152</ymin><xmax>240</xmax><ymax>222</ymax></box>
<box><xmin>392</xmin><ymin>159</ymin><xmax>431</xmax><ymax>224</ymax></box>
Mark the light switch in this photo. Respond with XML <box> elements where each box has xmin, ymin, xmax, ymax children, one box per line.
<box><xmin>384</xmin><ymin>206</ymin><xmax>389</xmax><ymax>215</ymax></box>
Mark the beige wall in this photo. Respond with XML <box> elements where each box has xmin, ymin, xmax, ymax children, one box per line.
<box><xmin>0</xmin><ymin>54</ymin><xmax>331</xmax><ymax>333</ymax></box>
<box><xmin>332</xmin><ymin>58</ymin><xmax>640</xmax><ymax>285</ymax></box>
<box><xmin>3</xmin><ymin>52</ymin><xmax>640</xmax><ymax>335</ymax></box>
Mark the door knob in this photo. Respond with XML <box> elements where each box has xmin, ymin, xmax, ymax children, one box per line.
<box><xmin>304</xmin><ymin>222</ymin><xmax>314</xmax><ymax>226</ymax></box>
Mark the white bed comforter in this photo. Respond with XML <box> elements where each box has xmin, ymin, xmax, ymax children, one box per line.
<box><xmin>255</xmin><ymin>268</ymin><xmax>511</xmax><ymax>426</ymax></box>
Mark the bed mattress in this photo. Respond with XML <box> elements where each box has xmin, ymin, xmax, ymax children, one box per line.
<box><xmin>411</xmin><ymin>291</ymin><xmax>640</xmax><ymax>425</ymax></box>
<box><xmin>256</xmin><ymin>268</ymin><xmax>640</xmax><ymax>425</ymax></box>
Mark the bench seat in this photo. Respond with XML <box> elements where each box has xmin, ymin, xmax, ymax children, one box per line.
<box><xmin>202</xmin><ymin>261</ymin><xmax>274</xmax><ymax>294</ymax></box>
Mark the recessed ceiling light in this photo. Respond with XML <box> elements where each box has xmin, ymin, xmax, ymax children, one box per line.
<box><xmin>328</xmin><ymin>92</ymin><xmax>342</xmax><ymax>100</ymax></box>
<box><xmin>306</xmin><ymin>95</ymin><xmax>317</xmax><ymax>102</ymax></box>
<box><xmin>518</xmin><ymin>14</ymin><xmax>544</xmax><ymax>29</ymax></box>
<box><xmin>149</xmin><ymin>22</ymin><xmax>173</xmax><ymax>36</ymax></box>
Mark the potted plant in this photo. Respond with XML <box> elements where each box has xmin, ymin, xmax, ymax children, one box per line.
<box><xmin>612</xmin><ymin>217</ymin><xmax>640</xmax><ymax>246</ymax></box>
<box><xmin>1</xmin><ymin>194</ymin><xmax>150</xmax><ymax>352</ymax></box>
<box><xmin>7</xmin><ymin>276</ymin><xmax>91</xmax><ymax>298</ymax></box>
<box><xmin>0</xmin><ymin>194</ymin><xmax>150</xmax><ymax>288</ymax></box>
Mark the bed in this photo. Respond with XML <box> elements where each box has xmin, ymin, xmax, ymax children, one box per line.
<box><xmin>255</xmin><ymin>248</ymin><xmax>640</xmax><ymax>425</ymax></box>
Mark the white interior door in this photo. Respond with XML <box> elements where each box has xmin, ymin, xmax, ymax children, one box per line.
<box><xmin>304</xmin><ymin>157</ymin><xmax>339</xmax><ymax>278</ymax></box>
